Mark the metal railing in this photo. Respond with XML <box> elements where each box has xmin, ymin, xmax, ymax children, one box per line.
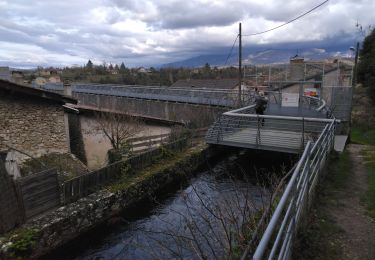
<box><xmin>206</xmin><ymin>104</ymin><xmax>331</xmax><ymax>154</ymax></box>
<box><xmin>41</xmin><ymin>83</ymin><xmax>254</xmax><ymax>107</ymax></box>
<box><xmin>250</xmin><ymin>119</ymin><xmax>336</xmax><ymax>259</ymax></box>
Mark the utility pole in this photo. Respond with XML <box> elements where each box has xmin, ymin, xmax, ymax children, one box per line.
<box><xmin>238</xmin><ymin>22</ymin><xmax>242</xmax><ymax>106</ymax></box>
<box><xmin>353</xmin><ymin>41</ymin><xmax>359</xmax><ymax>87</ymax></box>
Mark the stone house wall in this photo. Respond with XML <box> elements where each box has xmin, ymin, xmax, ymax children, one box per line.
<box><xmin>0</xmin><ymin>94</ymin><xmax>69</xmax><ymax>163</ymax></box>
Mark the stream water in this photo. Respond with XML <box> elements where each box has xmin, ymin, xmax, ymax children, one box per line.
<box><xmin>47</xmin><ymin>150</ymin><xmax>296</xmax><ymax>260</ymax></box>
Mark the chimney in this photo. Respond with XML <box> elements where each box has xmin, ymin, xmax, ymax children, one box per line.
<box><xmin>63</xmin><ymin>80</ymin><xmax>72</xmax><ymax>96</ymax></box>
<box><xmin>289</xmin><ymin>55</ymin><xmax>304</xmax><ymax>81</ymax></box>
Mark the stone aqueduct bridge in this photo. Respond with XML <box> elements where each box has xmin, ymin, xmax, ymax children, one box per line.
<box><xmin>43</xmin><ymin>83</ymin><xmax>235</xmax><ymax>124</ymax></box>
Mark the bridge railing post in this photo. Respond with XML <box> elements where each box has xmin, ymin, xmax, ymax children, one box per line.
<box><xmin>256</xmin><ymin>115</ymin><xmax>260</xmax><ymax>146</ymax></box>
<box><xmin>217</xmin><ymin>117</ymin><xmax>222</xmax><ymax>142</ymax></box>
<box><xmin>301</xmin><ymin>117</ymin><xmax>305</xmax><ymax>150</ymax></box>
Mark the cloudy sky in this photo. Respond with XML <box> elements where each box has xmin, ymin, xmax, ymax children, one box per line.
<box><xmin>0</xmin><ymin>0</ymin><xmax>373</xmax><ymax>68</ymax></box>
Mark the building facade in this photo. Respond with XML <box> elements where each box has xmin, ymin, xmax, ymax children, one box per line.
<box><xmin>0</xmin><ymin>79</ymin><xmax>77</xmax><ymax>163</ymax></box>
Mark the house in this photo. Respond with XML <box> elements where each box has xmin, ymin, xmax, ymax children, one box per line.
<box><xmin>170</xmin><ymin>78</ymin><xmax>239</xmax><ymax>90</ymax></box>
<box><xmin>0</xmin><ymin>67</ymin><xmax>11</xmax><ymax>81</ymax></box>
<box><xmin>137</xmin><ymin>67</ymin><xmax>150</xmax><ymax>73</ymax></box>
<box><xmin>38</xmin><ymin>70</ymin><xmax>51</xmax><ymax>77</ymax></box>
<box><xmin>11</xmin><ymin>71</ymin><xmax>24</xmax><ymax>84</ymax></box>
<box><xmin>49</xmin><ymin>75</ymin><xmax>61</xmax><ymax>83</ymax></box>
<box><xmin>0</xmin><ymin>79</ymin><xmax>77</xmax><ymax>163</ymax></box>
<box><xmin>34</xmin><ymin>76</ymin><xmax>47</xmax><ymax>87</ymax></box>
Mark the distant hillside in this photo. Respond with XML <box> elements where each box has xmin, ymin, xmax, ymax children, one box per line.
<box><xmin>161</xmin><ymin>47</ymin><xmax>350</xmax><ymax>68</ymax></box>
<box><xmin>161</xmin><ymin>54</ymin><xmax>229</xmax><ymax>68</ymax></box>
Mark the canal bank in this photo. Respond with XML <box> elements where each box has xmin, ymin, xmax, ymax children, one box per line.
<box><xmin>0</xmin><ymin>144</ymin><xmax>220</xmax><ymax>259</ymax></box>
<box><xmin>43</xmin><ymin>147</ymin><xmax>295</xmax><ymax>259</ymax></box>
<box><xmin>0</xmin><ymin>143</ymin><xmax>296</xmax><ymax>259</ymax></box>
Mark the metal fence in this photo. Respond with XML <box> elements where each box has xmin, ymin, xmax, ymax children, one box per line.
<box><xmin>243</xmin><ymin>61</ymin><xmax>353</xmax><ymax>88</ymax></box>
<box><xmin>250</xmin><ymin>120</ymin><xmax>336</xmax><ymax>259</ymax></box>
<box><xmin>322</xmin><ymin>86</ymin><xmax>353</xmax><ymax>122</ymax></box>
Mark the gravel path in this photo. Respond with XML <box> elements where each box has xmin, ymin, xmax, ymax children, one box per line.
<box><xmin>328</xmin><ymin>144</ymin><xmax>375</xmax><ymax>259</ymax></box>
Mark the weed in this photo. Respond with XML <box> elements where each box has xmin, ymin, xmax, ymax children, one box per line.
<box><xmin>4</xmin><ymin>228</ymin><xmax>40</xmax><ymax>258</ymax></box>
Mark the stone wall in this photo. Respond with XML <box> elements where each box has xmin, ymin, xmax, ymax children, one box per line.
<box><xmin>0</xmin><ymin>94</ymin><xmax>69</xmax><ymax>163</ymax></box>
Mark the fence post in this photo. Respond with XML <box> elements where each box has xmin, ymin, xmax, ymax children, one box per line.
<box><xmin>217</xmin><ymin>117</ymin><xmax>222</xmax><ymax>142</ymax></box>
<box><xmin>256</xmin><ymin>115</ymin><xmax>260</xmax><ymax>147</ymax></box>
<box><xmin>301</xmin><ymin>118</ymin><xmax>305</xmax><ymax>150</ymax></box>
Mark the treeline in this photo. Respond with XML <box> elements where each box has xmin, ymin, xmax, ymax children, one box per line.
<box><xmin>61</xmin><ymin>61</ymin><xmax>239</xmax><ymax>86</ymax></box>
<box><xmin>358</xmin><ymin>28</ymin><xmax>375</xmax><ymax>101</ymax></box>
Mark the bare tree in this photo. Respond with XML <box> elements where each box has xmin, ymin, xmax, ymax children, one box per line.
<box><xmin>110</xmin><ymin>165</ymin><xmax>283</xmax><ymax>259</ymax></box>
<box><xmin>94</xmin><ymin>112</ymin><xmax>143</xmax><ymax>150</ymax></box>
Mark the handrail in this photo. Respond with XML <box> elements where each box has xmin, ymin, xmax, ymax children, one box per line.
<box><xmin>248</xmin><ymin>119</ymin><xmax>336</xmax><ymax>259</ymax></box>
<box><xmin>252</xmin><ymin>141</ymin><xmax>312</xmax><ymax>260</ymax></box>
<box><xmin>301</xmin><ymin>95</ymin><xmax>326</xmax><ymax>112</ymax></box>
<box><xmin>223</xmin><ymin>111</ymin><xmax>339</xmax><ymax>123</ymax></box>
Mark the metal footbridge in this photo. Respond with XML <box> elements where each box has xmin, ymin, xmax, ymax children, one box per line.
<box><xmin>205</xmin><ymin>90</ymin><xmax>351</xmax><ymax>259</ymax></box>
<box><xmin>205</xmin><ymin>94</ymin><xmax>335</xmax><ymax>154</ymax></box>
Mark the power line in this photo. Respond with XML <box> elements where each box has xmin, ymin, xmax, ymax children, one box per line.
<box><xmin>224</xmin><ymin>34</ymin><xmax>239</xmax><ymax>65</ymax></box>
<box><xmin>242</xmin><ymin>0</ymin><xmax>329</xmax><ymax>37</ymax></box>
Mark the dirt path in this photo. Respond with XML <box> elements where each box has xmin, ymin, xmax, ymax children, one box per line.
<box><xmin>328</xmin><ymin>144</ymin><xmax>375</xmax><ymax>259</ymax></box>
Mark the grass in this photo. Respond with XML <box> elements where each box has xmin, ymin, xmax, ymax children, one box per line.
<box><xmin>362</xmin><ymin>146</ymin><xmax>375</xmax><ymax>219</ymax></box>
<box><xmin>294</xmin><ymin>151</ymin><xmax>352</xmax><ymax>259</ymax></box>
<box><xmin>351</xmin><ymin>126</ymin><xmax>375</xmax><ymax>219</ymax></box>
<box><xmin>351</xmin><ymin>127</ymin><xmax>375</xmax><ymax>146</ymax></box>
<box><xmin>108</xmin><ymin>144</ymin><xmax>205</xmax><ymax>193</ymax></box>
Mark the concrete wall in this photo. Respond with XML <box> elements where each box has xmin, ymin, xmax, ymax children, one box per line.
<box><xmin>0</xmin><ymin>95</ymin><xmax>69</xmax><ymax>163</ymax></box>
<box><xmin>74</xmin><ymin>92</ymin><xmax>227</xmax><ymax>126</ymax></box>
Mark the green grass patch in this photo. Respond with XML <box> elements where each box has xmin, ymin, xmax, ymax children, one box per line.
<box><xmin>295</xmin><ymin>208</ymin><xmax>344</xmax><ymax>260</ymax></box>
<box><xmin>351</xmin><ymin>127</ymin><xmax>375</xmax><ymax>146</ymax></box>
<box><xmin>325</xmin><ymin>151</ymin><xmax>352</xmax><ymax>191</ymax></box>
<box><xmin>362</xmin><ymin>147</ymin><xmax>375</xmax><ymax>219</ymax></box>
<box><xmin>108</xmin><ymin>145</ymin><xmax>205</xmax><ymax>193</ymax></box>
<box><xmin>295</xmin><ymin>151</ymin><xmax>352</xmax><ymax>259</ymax></box>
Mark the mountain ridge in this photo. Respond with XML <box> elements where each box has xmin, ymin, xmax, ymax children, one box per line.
<box><xmin>161</xmin><ymin>47</ymin><xmax>351</xmax><ymax>68</ymax></box>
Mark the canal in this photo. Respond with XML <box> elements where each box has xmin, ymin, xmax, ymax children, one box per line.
<box><xmin>45</xmin><ymin>149</ymin><xmax>296</xmax><ymax>259</ymax></box>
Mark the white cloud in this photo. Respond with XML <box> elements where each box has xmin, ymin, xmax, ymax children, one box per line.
<box><xmin>0</xmin><ymin>0</ymin><xmax>374</xmax><ymax>67</ymax></box>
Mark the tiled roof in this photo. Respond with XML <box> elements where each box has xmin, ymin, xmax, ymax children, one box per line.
<box><xmin>170</xmin><ymin>79</ymin><xmax>238</xmax><ymax>89</ymax></box>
